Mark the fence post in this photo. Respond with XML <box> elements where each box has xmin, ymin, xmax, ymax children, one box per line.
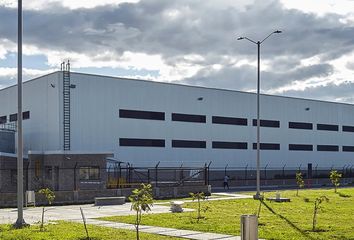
<box><xmin>204</xmin><ymin>163</ymin><xmax>207</xmax><ymax>185</ymax></box>
<box><xmin>73</xmin><ymin>162</ymin><xmax>78</xmax><ymax>191</ymax></box>
<box><xmin>147</xmin><ymin>169</ymin><xmax>150</xmax><ymax>184</ymax></box>
<box><xmin>179</xmin><ymin>163</ymin><xmax>184</xmax><ymax>186</ymax></box>
<box><xmin>155</xmin><ymin>162</ymin><xmax>160</xmax><ymax>187</ymax></box>
<box><xmin>25</xmin><ymin>161</ymin><xmax>29</xmax><ymax>191</ymax></box>
<box><xmin>245</xmin><ymin>164</ymin><xmax>248</xmax><ymax>180</ymax></box>
<box><xmin>282</xmin><ymin>164</ymin><xmax>286</xmax><ymax>186</ymax></box>
<box><xmin>264</xmin><ymin>164</ymin><xmax>268</xmax><ymax>185</ymax></box>
<box><xmin>207</xmin><ymin>161</ymin><xmax>212</xmax><ymax>186</ymax></box>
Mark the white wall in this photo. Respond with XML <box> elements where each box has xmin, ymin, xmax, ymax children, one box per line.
<box><xmin>68</xmin><ymin>73</ymin><xmax>354</xmax><ymax>169</ymax></box>
<box><xmin>0</xmin><ymin>72</ymin><xmax>61</xmax><ymax>152</ymax></box>
<box><xmin>2</xmin><ymin>72</ymin><xmax>353</xmax><ymax>168</ymax></box>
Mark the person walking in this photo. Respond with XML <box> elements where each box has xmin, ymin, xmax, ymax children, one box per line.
<box><xmin>223</xmin><ymin>175</ymin><xmax>230</xmax><ymax>190</ymax></box>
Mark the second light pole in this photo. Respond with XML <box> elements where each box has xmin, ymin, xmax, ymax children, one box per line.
<box><xmin>237</xmin><ymin>30</ymin><xmax>282</xmax><ymax>199</ymax></box>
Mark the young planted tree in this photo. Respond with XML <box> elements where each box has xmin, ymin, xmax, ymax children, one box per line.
<box><xmin>38</xmin><ymin>188</ymin><xmax>55</xmax><ymax>231</ymax></box>
<box><xmin>329</xmin><ymin>170</ymin><xmax>342</xmax><ymax>193</ymax></box>
<box><xmin>129</xmin><ymin>183</ymin><xmax>154</xmax><ymax>240</ymax></box>
<box><xmin>312</xmin><ymin>196</ymin><xmax>329</xmax><ymax>231</ymax></box>
<box><xmin>296</xmin><ymin>172</ymin><xmax>305</xmax><ymax>196</ymax></box>
<box><xmin>190</xmin><ymin>192</ymin><xmax>207</xmax><ymax>222</ymax></box>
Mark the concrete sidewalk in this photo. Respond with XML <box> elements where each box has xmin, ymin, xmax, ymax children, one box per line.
<box><xmin>0</xmin><ymin>193</ymin><xmax>251</xmax><ymax>224</ymax></box>
<box><xmin>0</xmin><ymin>193</ymin><xmax>259</xmax><ymax>239</ymax></box>
<box><xmin>0</xmin><ymin>203</ymin><xmax>181</xmax><ymax>224</ymax></box>
<box><xmin>72</xmin><ymin>218</ymin><xmax>247</xmax><ymax>240</ymax></box>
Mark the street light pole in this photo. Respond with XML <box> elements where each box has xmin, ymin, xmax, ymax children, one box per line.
<box><xmin>237</xmin><ymin>30</ymin><xmax>282</xmax><ymax>200</ymax></box>
<box><xmin>14</xmin><ymin>0</ymin><xmax>26</xmax><ymax>228</ymax></box>
<box><xmin>256</xmin><ymin>41</ymin><xmax>261</xmax><ymax>199</ymax></box>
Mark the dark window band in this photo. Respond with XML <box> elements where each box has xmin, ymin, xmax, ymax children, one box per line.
<box><xmin>317</xmin><ymin>145</ymin><xmax>339</xmax><ymax>152</ymax></box>
<box><xmin>317</xmin><ymin>124</ymin><xmax>338</xmax><ymax>131</ymax></box>
<box><xmin>343</xmin><ymin>146</ymin><xmax>354</xmax><ymax>152</ymax></box>
<box><xmin>289</xmin><ymin>122</ymin><xmax>313</xmax><ymax>130</ymax></box>
<box><xmin>0</xmin><ymin>116</ymin><xmax>6</xmax><ymax>124</ymax></box>
<box><xmin>172</xmin><ymin>140</ymin><xmax>206</xmax><ymax>148</ymax></box>
<box><xmin>172</xmin><ymin>113</ymin><xmax>206</xmax><ymax>123</ymax></box>
<box><xmin>343</xmin><ymin>125</ymin><xmax>354</xmax><ymax>132</ymax></box>
<box><xmin>212</xmin><ymin>116</ymin><xmax>247</xmax><ymax>126</ymax></box>
<box><xmin>289</xmin><ymin>144</ymin><xmax>313</xmax><ymax>151</ymax></box>
<box><xmin>23</xmin><ymin>111</ymin><xmax>30</xmax><ymax>120</ymax></box>
<box><xmin>212</xmin><ymin>141</ymin><xmax>247</xmax><ymax>149</ymax></box>
<box><xmin>119</xmin><ymin>138</ymin><xmax>165</xmax><ymax>147</ymax></box>
<box><xmin>9</xmin><ymin>111</ymin><xmax>30</xmax><ymax>122</ymax></box>
<box><xmin>252</xmin><ymin>143</ymin><xmax>280</xmax><ymax>150</ymax></box>
<box><xmin>252</xmin><ymin>119</ymin><xmax>280</xmax><ymax>128</ymax></box>
<box><xmin>119</xmin><ymin>109</ymin><xmax>165</xmax><ymax>121</ymax></box>
<box><xmin>9</xmin><ymin>114</ymin><xmax>17</xmax><ymax>122</ymax></box>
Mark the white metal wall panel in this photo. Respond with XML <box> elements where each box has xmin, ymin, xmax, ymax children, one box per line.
<box><xmin>67</xmin><ymin>73</ymin><xmax>354</xmax><ymax>168</ymax></box>
<box><xmin>1</xmin><ymin>72</ymin><xmax>354</xmax><ymax>169</ymax></box>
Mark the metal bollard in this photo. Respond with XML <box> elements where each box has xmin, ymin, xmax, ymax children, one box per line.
<box><xmin>241</xmin><ymin>214</ymin><xmax>258</xmax><ymax>240</ymax></box>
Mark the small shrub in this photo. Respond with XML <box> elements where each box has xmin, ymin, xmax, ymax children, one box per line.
<box><xmin>129</xmin><ymin>183</ymin><xmax>154</xmax><ymax>240</ymax></box>
<box><xmin>38</xmin><ymin>188</ymin><xmax>55</xmax><ymax>231</ymax></box>
<box><xmin>190</xmin><ymin>192</ymin><xmax>207</xmax><ymax>222</ymax></box>
<box><xmin>329</xmin><ymin>170</ymin><xmax>342</xmax><ymax>193</ymax></box>
<box><xmin>312</xmin><ymin>196</ymin><xmax>329</xmax><ymax>231</ymax></box>
<box><xmin>303</xmin><ymin>197</ymin><xmax>310</xmax><ymax>202</ymax></box>
<box><xmin>296</xmin><ymin>172</ymin><xmax>305</xmax><ymax>196</ymax></box>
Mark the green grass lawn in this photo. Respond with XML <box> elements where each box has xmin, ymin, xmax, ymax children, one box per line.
<box><xmin>0</xmin><ymin>221</ymin><xmax>178</xmax><ymax>240</ymax></box>
<box><xmin>102</xmin><ymin>188</ymin><xmax>354</xmax><ymax>240</ymax></box>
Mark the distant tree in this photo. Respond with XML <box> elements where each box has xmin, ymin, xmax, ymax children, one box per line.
<box><xmin>190</xmin><ymin>192</ymin><xmax>208</xmax><ymax>222</ymax></box>
<box><xmin>329</xmin><ymin>170</ymin><xmax>342</xmax><ymax>193</ymax></box>
<box><xmin>312</xmin><ymin>196</ymin><xmax>329</xmax><ymax>231</ymax></box>
<box><xmin>38</xmin><ymin>188</ymin><xmax>55</xmax><ymax>231</ymax></box>
<box><xmin>129</xmin><ymin>184</ymin><xmax>154</xmax><ymax>240</ymax></box>
<box><xmin>296</xmin><ymin>172</ymin><xmax>305</xmax><ymax>196</ymax></box>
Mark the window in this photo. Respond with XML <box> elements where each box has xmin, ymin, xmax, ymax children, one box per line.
<box><xmin>119</xmin><ymin>138</ymin><xmax>165</xmax><ymax>147</ymax></box>
<box><xmin>0</xmin><ymin>116</ymin><xmax>6</xmax><ymax>124</ymax></box>
<box><xmin>8</xmin><ymin>112</ymin><xmax>30</xmax><ymax>122</ymax></box>
<box><xmin>252</xmin><ymin>143</ymin><xmax>280</xmax><ymax>150</ymax></box>
<box><xmin>252</xmin><ymin>119</ymin><xmax>280</xmax><ymax>128</ymax></box>
<box><xmin>79</xmin><ymin>167</ymin><xmax>100</xmax><ymax>180</ymax></box>
<box><xmin>172</xmin><ymin>140</ymin><xmax>206</xmax><ymax>148</ymax></box>
<box><xmin>9</xmin><ymin>113</ymin><xmax>17</xmax><ymax>122</ymax></box>
<box><xmin>317</xmin><ymin>124</ymin><xmax>338</xmax><ymax>131</ymax></box>
<box><xmin>212</xmin><ymin>116</ymin><xmax>247</xmax><ymax>126</ymax></box>
<box><xmin>343</xmin><ymin>125</ymin><xmax>354</xmax><ymax>132</ymax></box>
<box><xmin>317</xmin><ymin>145</ymin><xmax>339</xmax><ymax>152</ymax></box>
<box><xmin>119</xmin><ymin>109</ymin><xmax>165</xmax><ymax>120</ymax></box>
<box><xmin>212</xmin><ymin>141</ymin><xmax>247</xmax><ymax>149</ymax></box>
<box><xmin>289</xmin><ymin>144</ymin><xmax>313</xmax><ymax>151</ymax></box>
<box><xmin>45</xmin><ymin>166</ymin><xmax>52</xmax><ymax>179</ymax></box>
<box><xmin>342</xmin><ymin>146</ymin><xmax>354</xmax><ymax>152</ymax></box>
<box><xmin>172</xmin><ymin>113</ymin><xmax>206</xmax><ymax>123</ymax></box>
<box><xmin>289</xmin><ymin>122</ymin><xmax>313</xmax><ymax>130</ymax></box>
<box><xmin>22</xmin><ymin>111</ymin><xmax>30</xmax><ymax>120</ymax></box>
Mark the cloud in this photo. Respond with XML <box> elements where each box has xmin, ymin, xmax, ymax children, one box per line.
<box><xmin>346</xmin><ymin>61</ymin><xmax>354</xmax><ymax>70</ymax></box>
<box><xmin>0</xmin><ymin>0</ymin><xmax>353</xmax><ymax>101</ymax></box>
<box><xmin>0</xmin><ymin>0</ymin><xmax>141</xmax><ymax>10</ymax></box>
<box><xmin>281</xmin><ymin>81</ymin><xmax>354</xmax><ymax>103</ymax></box>
<box><xmin>0</xmin><ymin>67</ymin><xmax>55</xmax><ymax>89</ymax></box>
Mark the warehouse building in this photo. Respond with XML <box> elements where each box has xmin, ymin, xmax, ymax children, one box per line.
<box><xmin>0</xmin><ymin>69</ymin><xmax>354</xmax><ymax>175</ymax></box>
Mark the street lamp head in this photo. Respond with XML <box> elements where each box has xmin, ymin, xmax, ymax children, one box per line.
<box><xmin>237</xmin><ymin>37</ymin><xmax>244</xmax><ymax>40</ymax></box>
<box><xmin>273</xmin><ymin>30</ymin><xmax>282</xmax><ymax>34</ymax></box>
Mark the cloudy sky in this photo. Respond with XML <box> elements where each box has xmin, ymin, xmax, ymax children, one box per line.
<box><xmin>0</xmin><ymin>0</ymin><xmax>354</xmax><ymax>103</ymax></box>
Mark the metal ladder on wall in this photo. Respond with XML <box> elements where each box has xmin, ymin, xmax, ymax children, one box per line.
<box><xmin>61</xmin><ymin>61</ymin><xmax>71</xmax><ymax>151</ymax></box>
